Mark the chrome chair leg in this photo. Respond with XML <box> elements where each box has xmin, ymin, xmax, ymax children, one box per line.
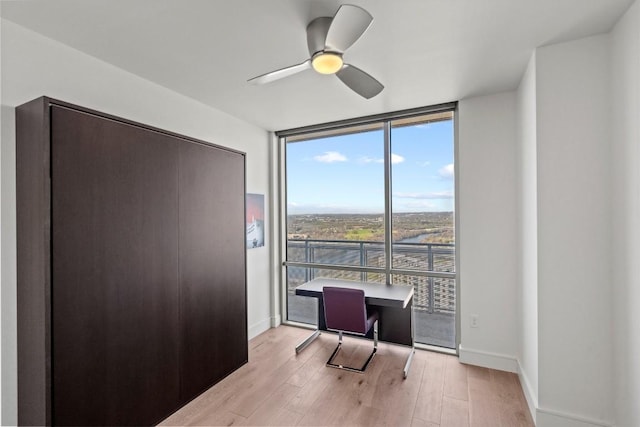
<box><xmin>374</xmin><ymin>319</ymin><xmax>378</xmax><ymax>349</ymax></box>
<box><xmin>326</xmin><ymin>325</ymin><xmax>377</xmax><ymax>373</ymax></box>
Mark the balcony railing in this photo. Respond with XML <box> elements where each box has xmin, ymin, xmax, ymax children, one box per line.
<box><xmin>286</xmin><ymin>239</ymin><xmax>456</xmax><ymax>314</ymax></box>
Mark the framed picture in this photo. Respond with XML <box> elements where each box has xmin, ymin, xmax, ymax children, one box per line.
<box><xmin>246</xmin><ymin>193</ymin><xmax>265</xmax><ymax>249</ymax></box>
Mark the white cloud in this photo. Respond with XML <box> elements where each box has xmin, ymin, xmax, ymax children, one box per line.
<box><xmin>391</xmin><ymin>153</ymin><xmax>405</xmax><ymax>164</ymax></box>
<box><xmin>403</xmin><ymin>200</ymin><xmax>437</xmax><ymax>209</ymax></box>
<box><xmin>287</xmin><ymin>202</ymin><xmax>383</xmax><ymax>214</ymax></box>
<box><xmin>439</xmin><ymin>163</ymin><xmax>454</xmax><ymax>179</ymax></box>
<box><xmin>417</xmin><ymin>161</ymin><xmax>431</xmax><ymax>167</ymax></box>
<box><xmin>358</xmin><ymin>153</ymin><xmax>404</xmax><ymax>164</ymax></box>
<box><xmin>394</xmin><ymin>191</ymin><xmax>453</xmax><ymax>200</ymax></box>
<box><xmin>358</xmin><ymin>156</ymin><xmax>380</xmax><ymax>164</ymax></box>
<box><xmin>314</xmin><ymin>151</ymin><xmax>347</xmax><ymax>163</ymax></box>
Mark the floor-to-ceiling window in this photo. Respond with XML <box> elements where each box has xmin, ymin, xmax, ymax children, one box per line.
<box><xmin>279</xmin><ymin>104</ymin><xmax>457</xmax><ymax>350</ymax></box>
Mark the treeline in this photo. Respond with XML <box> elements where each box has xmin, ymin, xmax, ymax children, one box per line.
<box><xmin>288</xmin><ymin>212</ymin><xmax>454</xmax><ymax>244</ymax></box>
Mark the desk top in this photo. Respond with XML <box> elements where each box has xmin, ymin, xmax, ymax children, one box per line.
<box><xmin>295</xmin><ymin>278</ymin><xmax>414</xmax><ymax>309</ymax></box>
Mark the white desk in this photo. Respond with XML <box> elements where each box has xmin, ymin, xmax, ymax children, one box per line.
<box><xmin>295</xmin><ymin>278</ymin><xmax>416</xmax><ymax>378</ymax></box>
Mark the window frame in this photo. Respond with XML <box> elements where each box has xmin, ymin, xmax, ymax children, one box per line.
<box><xmin>276</xmin><ymin>102</ymin><xmax>460</xmax><ymax>352</ymax></box>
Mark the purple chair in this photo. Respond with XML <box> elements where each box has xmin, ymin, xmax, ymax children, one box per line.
<box><xmin>322</xmin><ymin>286</ymin><xmax>379</xmax><ymax>373</ymax></box>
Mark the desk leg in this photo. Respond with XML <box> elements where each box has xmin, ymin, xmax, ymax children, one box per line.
<box><xmin>295</xmin><ymin>329</ymin><xmax>320</xmax><ymax>354</ymax></box>
<box><xmin>403</xmin><ymin>303</ymin><xmax>416</xmax><ymax>379</ymax></box>
<box><xmin>403</xmin><ymin>348</ymin><xmax>415</xmax><ymax>379</ymax></box>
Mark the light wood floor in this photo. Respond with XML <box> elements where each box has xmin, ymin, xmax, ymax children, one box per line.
<box><xmin>160</xmin><ymin>325</ymin><xmax>533</xmax><ymax>426</ymax></box>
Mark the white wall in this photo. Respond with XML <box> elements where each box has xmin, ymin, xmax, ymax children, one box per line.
<box><xmin>0</xmin><ymin>19</ymin><xmax>272</xmax><ymax>426</ymax></box>
<box><xmin>535</xmin><ymin>34</ymin><xmax>612</xmax><ymax>425</ymax></box>
<box><xmin>611</xmin><ymin>1</ymin><xmax>640</xmax><ymax>426</ymax></box>
<box><xmin>457</xmin><ymin>91</ymin><xmax>519</xmax><ymax>372</ymax></box>
<box><xmin>516</xmin><ymin>52</ymin><xmax>539</xmax><ymax>420</ymax></box>
<box><xmin>0</xmin><ymin>13</ymin><xmax>3</xmax><ymax>425</ymax></box>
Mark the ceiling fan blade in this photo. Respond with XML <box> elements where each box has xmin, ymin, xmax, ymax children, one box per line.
<box><xmin>336</xmin><ymin>64</ymin><xmax>384</xmax><ymax>99</ymax></box>
<box><xmin>325</xmin><ymin>5</ymin><xmax>373</xmax><ymax>53</ymax></box>
<box><xmin>247</xmin><ymin>60</ymin><xmax>311</xmax><ymax>85</ymax></box>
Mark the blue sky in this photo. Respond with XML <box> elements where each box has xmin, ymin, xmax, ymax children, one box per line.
<box><xmin>286</xmin><ymin>119</ymin><xmax>454</xmax><ymax>214</ymax></box>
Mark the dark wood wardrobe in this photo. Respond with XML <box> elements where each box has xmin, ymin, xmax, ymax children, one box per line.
<box><xmin>16</xmin><ymin>97</ymin><xmax>248</xmax><ymax>426</ymax></box>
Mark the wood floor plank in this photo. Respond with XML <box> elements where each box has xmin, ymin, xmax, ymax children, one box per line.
<box><xmin>467</xmin><ymin>364</ymin><xmax>492</xmax><ymax>381</ymax></box>
<box><xmin>345</xmin><ymin>404</ymin><xmax>387</xmax><ymax>427</ymax></box>
<box><xmin>491</xmin><ymin>370</ymin><xmax>534</xmax><ymax>427</ymax></box>
<box><xmin>412</xmin><ymin>350</ymin><xmax>445</xmax><ymax>424</ymax></box>
<box><xmin>243</xmin><ymin>382</ymin><xmax>303</xmax><ymax>426</ymax></box>
<box><xmin>285</xmin><ymin>365</ymin><xmax>335</xmax><ymax>416</ymax></box>
<box><xmin>411</xmin><ymin>417</ymin><xmax>440</xmax><ymax>427</ymax></box>
<box><xmin>441</xmin><ymin>396</ymin><xmax>470</xmax><ymax>427</ymax></box>
<box><xmin>466</xmin><ymin>366</ymin><xmax>535</xmax><ymax>427</ymax></box>
<box><xmin>467</xmin><ymin>374</ymin><xmax>502</xmax><ymax>427</ymax></box>
<box><xmin>249</xmin><ymin>326</ymin><xmax>280</xmax><ymax>350</ymax></box>
<box><xmin>296</xmin><ymin>370</ymin><xmax>364</xmax><ymax>426</ymax></box>
<box><xmin>160</xmin><ymin>326</ymin><xmax>534</xmax><ymax>427</ymax></box>
<box><xmin>370</xmin><ymin>348</ymin><xmax>426</xmax><ymax>426</ymax></box>
<box><xmin>184</xmin><ymin>409</ymin><xmax>248</xmax><ymax>426</ymax></box>
<box><xmin>226</xmin><ymin>349</ymin><xmax>318</xmax><ymax>418</ymax></box>
<box><xmin>285</xmin><ymin>344</ymin><xmax>330</xmax><ymax>388</ymax></box>
<box><xmin>444</xmin><ymin>355</ymin><xmax>469</xmax><ymax>401</ymax></box>
<box><xmin>350</xmin><ymin>345</ymin><xmax>389</xmax><ymax>408</ymax></box>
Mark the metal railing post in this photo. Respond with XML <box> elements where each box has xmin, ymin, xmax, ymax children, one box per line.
<box><xmin>305</xmin><ymin>240</ymin><xmax>310</xmax><ymax>282</ymax></box>
<box><xmin>428</xmin><ymin>243</ymin><xmax>434</xmax><ymax>271</ymax></box>
<box><xmin>428</xmin><ymin>244</ymin><xmax>434</xmax><ymax>313</ymax></box>
<box><xmin>428</xmin><ymin>277</ymin><xmax>435</xmax><ymax>313</ymax></box>
<box><xmin>360</xmin><ymin>241</ymin><xmax>366</xmax><ymax>282</ymax></box>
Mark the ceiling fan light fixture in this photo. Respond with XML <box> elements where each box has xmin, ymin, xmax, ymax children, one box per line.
<box><xmin>311</xmin><ymin>52</ymin><xmax>343</xmax><ymax>74</ymax></box>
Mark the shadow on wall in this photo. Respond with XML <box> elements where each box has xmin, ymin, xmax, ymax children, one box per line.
<box><xmin>2</xmin><ymin>104</ymin><xmax>19</xmax><ymax>426</ymax></box>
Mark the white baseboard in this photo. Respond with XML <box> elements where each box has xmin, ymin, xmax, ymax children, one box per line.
<box><xmin>247</xmin><ymin>317</ymin><xmax>271</xmax><ymax>340</ymax></box>
<box><xmin>458</xmin><ymin>345</ymin><xmax>518</xmax><ymax>373</ymax></box>
<box><xmin>270</xmin><ymin>313</ymin><xmax>281</xmax><ymax>327</ymax></box>
<box><xmin>514</xmin><ymin>360</ymin><xmax>612</xmax><ymax>427</ymax></box>
<box><xmin>536</xmin><ymin>408</ymin><xmax>612</xmax><ymax>427</ymax></box>
<box><xmin>517</xmin><ymin>360</ymin><xmax>538</xmax><ymax>424</ymax></box>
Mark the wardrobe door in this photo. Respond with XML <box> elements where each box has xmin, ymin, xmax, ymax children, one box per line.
<box><xmin>51</xmin><ymin>106</ymin><xmax>181</xmax><ymax>425</ymax></box>
<box><xmin>178</xmin><ymin>142</ymin><xmax>247</xmax><ymax>402</ymax></box>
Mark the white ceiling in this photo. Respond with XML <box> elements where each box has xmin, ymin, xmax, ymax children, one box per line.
<box><xmin>1</xmin><ymin>0</ymin><xmax>633</xmax><ymax>131</ymax></box>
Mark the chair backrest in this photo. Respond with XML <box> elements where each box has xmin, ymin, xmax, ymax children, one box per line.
<box><xmin>322</xmin><ymin>286</ymin><xmax>368</xmax><ymax>335</ymax></box>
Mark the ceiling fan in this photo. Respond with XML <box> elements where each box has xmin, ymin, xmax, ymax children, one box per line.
<box><xmin>247</xmin><ymin>4</ymin><xmax>384</xmax><ymax>99</ymax></box>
